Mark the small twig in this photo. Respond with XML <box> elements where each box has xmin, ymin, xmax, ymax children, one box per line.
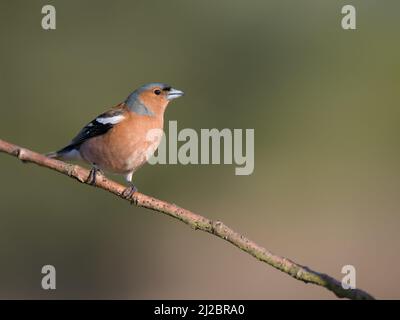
<box><xmin>0</xmin><ymin>138</ymin><xmax>375</xmax><ymax>300</ymax></box>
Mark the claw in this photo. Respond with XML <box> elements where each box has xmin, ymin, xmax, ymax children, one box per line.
<box><xmin>122</xmin><ymin>184</ymin><xmax>138</xmax><ymax>205</ymax></box>
<box><xmin>85</xmin><ymin>167</ymin><xmax>101</xmax><ymax>185</ymax></box>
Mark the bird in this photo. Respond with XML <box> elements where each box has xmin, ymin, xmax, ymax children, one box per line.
<box><xmin>47</xmin><ymin>82</ymin><xmax>184</xmax><ymax>200</ymax></box>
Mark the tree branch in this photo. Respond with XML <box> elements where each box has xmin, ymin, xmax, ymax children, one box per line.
<box><xmin>0</xmin><ymin>138</ymin><xmax>374</xmax><ymax>300</ymax></box>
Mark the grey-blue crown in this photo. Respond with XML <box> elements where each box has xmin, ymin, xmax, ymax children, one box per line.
<box><xmin>125</xmin><ymin>82</ymin><xmax>171</xmax><ymax>106</ymax></box>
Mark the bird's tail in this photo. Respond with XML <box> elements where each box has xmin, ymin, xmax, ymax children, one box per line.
<box><xmin>45</xmin><ymin>151</ymin><xmax>60</xmax><ymax>159</ymax></box>
<box><xmin>45</xmin><ymin>145</ymin><xmax>79</xmax><ymax>160</ymax></box>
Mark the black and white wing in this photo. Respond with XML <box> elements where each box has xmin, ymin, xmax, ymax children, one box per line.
<box><xmin>48</xmin><ymin>105</ymin><xmax>127</xmax><ymax>158</ymax></box>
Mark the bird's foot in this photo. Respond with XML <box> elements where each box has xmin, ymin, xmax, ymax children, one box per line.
<box><xmin>85</xmin><ymin>167</ymin><xmax>102</xmax><ymax>185</ymax></box>
<box><xmin>122</xmin><ymin>184</ymin><xmax>138</xmax><ymax>205</ymax></box>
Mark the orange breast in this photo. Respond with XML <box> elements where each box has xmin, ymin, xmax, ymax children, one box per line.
<box><xmin>80</xmin><ymin>112</ymin><xmax>163</xmax><ymax>174</ymax></box>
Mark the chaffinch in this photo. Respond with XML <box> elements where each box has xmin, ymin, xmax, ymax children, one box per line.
<box><xmin>47</xmin><ymin>83</ymin><xmax>184</xmax><ymax>199</ymax></box>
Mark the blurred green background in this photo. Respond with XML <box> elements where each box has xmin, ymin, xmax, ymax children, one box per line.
<box><xmin>0</xmin><ymin>0</ymin><xmax>399</xmax><ymax>299</ymax></box>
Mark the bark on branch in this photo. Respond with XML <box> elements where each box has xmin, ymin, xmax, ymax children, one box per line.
<box><xmin>0</xmin><ymin>138</ymin><xmax>374</xmax><ymax>300</ymax></box>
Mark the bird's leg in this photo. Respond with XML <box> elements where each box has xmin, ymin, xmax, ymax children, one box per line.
<box><xmin>122</xmin><ymin>183</ymin><xmax>138</xmax><ymax>205</ymax></box>
<box><xmin>85</xmin><ymin>165</ymin><xmax>102</xmax><ymax>185</ymax></box>
<box><xmin>122</xmin><ymin>171</ymin><xmax>138</xmax><ymax>205</ymax></box>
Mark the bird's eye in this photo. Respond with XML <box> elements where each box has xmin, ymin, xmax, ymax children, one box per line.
<box><xmin>154</xmin><ymin>89</ymin><xmax>161</xmax><ymax>95</ymax></box>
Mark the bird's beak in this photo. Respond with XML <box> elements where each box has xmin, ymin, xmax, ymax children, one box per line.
<box><xmin>167</xmin><ymin>88</ymin><xmax>185</xmax><ymax>100</ymax></box>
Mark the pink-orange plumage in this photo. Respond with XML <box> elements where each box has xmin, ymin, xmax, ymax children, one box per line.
<box><xmin>47</xmin><ymin>83</ymin><xmax>184</xmax><ymax>198</ymax></box>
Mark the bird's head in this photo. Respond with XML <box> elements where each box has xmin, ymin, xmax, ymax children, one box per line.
<box><xmin>125</xmin><ymin>83</ymin><xmax>184</xmax><ymax>116</ymax></box>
